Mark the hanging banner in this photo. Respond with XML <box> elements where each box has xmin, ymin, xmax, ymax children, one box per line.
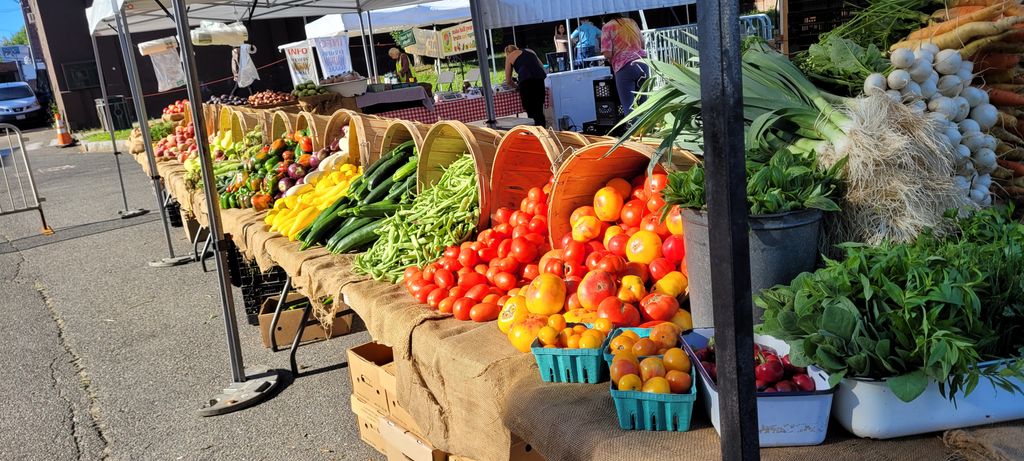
<box><xmin>313</xmin><ymin>36</ymin><xmax>352</xmax><ymax>78</ymax></box>
<box><xmin>406</xmin><ymin>28</ymin><xmax>442</xmax><ymax>58</ymax></box>
<box><xmin>283</xmin><ymin>41</ymin><xmax>318</xmax><ymax>85</ymax></box>
<box><xmin>394</xmin><ymin>29</ymin><xmax>416</xmax><ymax>49</ymax></box>
<box><xmin>441</xmin><ymin>21</ymin><xmax>476</xmax><ymax>56</ymax></box>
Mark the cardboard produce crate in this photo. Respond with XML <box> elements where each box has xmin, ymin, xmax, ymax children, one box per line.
<box><xmin>348</xmin><ymin>342</ymin><xmax>394</xmax><ymax>413</ymax></box>
<box><xmin>351</xmin><ymin>394</ymin><xmax>389</xmax><ymax>455</ymax></box>
<box><xmin>448</xmin><ymin>435</ymin><xmax>546</xmax><ymax>461</ymax></box>
<box><xmin>381</xmin><ymin>362</ymin><xmax>424</xmax><ymax>437</ymax></box>
<box><xmin>379</xmin><ymin>416</ymin><xmax>446</xmax><ymax>461</ymax></box>
<box><xmin>257</xmin><ymin>293</ymin><xmax>353</xmax><ymax>348</ymax></box>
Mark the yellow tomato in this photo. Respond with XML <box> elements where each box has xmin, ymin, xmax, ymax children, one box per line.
<box><xmin>593</xmin><ymin>186</ymin><xmax>625</xmax><ymax>222</ymax></box>
<box><xmin>524</xmin><ymin>274</ymin><xmax>566</xmax><ymax>316</ymax></box>
<box><xmin>571</xmin><ymin>215</ymin><xmax>603</xmax><ymax>242</ymax></box>
<box><xmin>507</xmin><ymin>315</ymin><xmax>548</xmax><ymax>353</ymax></box>
<box><xmin>547</xmin><ymin>313</ymin><xmax>567</xmax><ymax>331</ymax></box>
<box><xmin>605</xmin><ymin>178</ymin><xmax>633</xmax><ymax>199</ymax></box>
<box><xmin>670</xmin><ymin>309</ymin><xmax>693</xmax><ymax>332</ymax></box>
<box><xmin>617</xmin><ymin>275</ymin><xmax>647</xmax><ymax>304</ymax></box>
<box><xmin>578</xmin><ymin>334</ymin><xmax>602</xmax><ymax>349</ymax></box>
<box><xmin>653</xmin><ymin>271</ymin><xmax>688</xmax><ymax>298</ymax></box>
<box><xmin>497</xmin><ymin>295</ymin><xmax>528</xmax><ymax>334</ymax></box>
<box><xmin>666</xmin><ymin>206</ymin><xmax>684</xmax><ymax>236</ymax></box>
<box><xmin>642</xmin><ymin>376</ymin><xmax>671</xmax><ymax>394</ymax></box>
<box><xmin>625</xmin><ymin>230</ymin><xmax>663</xmax><ymax>264</ymax></box>
<box><xmin>537</xmin><ymin>326</ymin><xmax>559</xmax><ymax>346</ymax></box>
<box><xmin>618</xmin><ymin>373</ymin><xmax>643</xmax><ymax>391</ymax></box>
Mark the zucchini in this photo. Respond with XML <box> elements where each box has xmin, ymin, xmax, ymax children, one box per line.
<box><xmin>348</xmin><ymin>201</ymin><xmax>406</xmax><ymax>218</ymax></box>
<box><xmin>360</xmin><ymin>149</ymin><xmax>397</xmax><ymax>180</ymax></box>
<box><xmin>333</xmin><ymin>220</ymin><xmax>385</xmax><ymax>254</ymax></box>
<box><xmin>326</xmin><ymin>217</ymin><xmax>374</xmax><ymax>251</ymax></box>
<box><xmin>362</xmin><ymin>176</ymin><xmax>395</xmax><ymax>204</ymax></box>
<box><xmin>385</xmin><ymin>174</ymin><xmax>416</xmax><ymax>203</ymax></box>
<box><xmin>300</xmin><ymin>196</ymin><xmax>353</xmax><ymax>247</ymax></box>
<box><xmin>391</xmin><ymin>157</ymin><xmax>417</xmax><ymax>183</ymax></box>
<box><xmin>366</xmin><ymin>154</ymin><xmax>405</xmax><ymax>189</ymax></box>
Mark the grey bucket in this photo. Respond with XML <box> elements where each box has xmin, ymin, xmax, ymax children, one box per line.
<box><xmin>682</xmin><ymin>208</ymin><xmax>822</xmax><ymax>327</ymax></box>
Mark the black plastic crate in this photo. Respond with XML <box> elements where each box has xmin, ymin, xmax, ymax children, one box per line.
<box><xmin>225</xmin><ymin>239</ymin><xmax>289</xmax><ymax>325</ymax></box>
<box><xmin>166</xmin><ymin>200</ymin><xmax>183</xmax><ymax>228</ymax></box>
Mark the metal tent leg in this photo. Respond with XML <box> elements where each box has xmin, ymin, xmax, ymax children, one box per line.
<box><xmin>288</xmin><ymin>302</ymin><xmax>313</xmax><ymax>377</ymax></box>
<box><xmin>268</xmin><ymin>277</ymin><xmax>293</xmax><ymax>352</ymax></box>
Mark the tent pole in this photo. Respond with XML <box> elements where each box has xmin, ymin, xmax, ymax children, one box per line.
<box><xmin>639</xmin><ymin>10</ymin><xmax>649</xmax><ymax>30</ymax></box>
<box><xmin>566</xmin><ymin>19</ymin><xmax>574</xmax><ymax>71</ymax></box>
<box><xmin>109</xmin><ymin>5</ymin><xmax>191</xmax><ymax>267</ymax></box>
<box><xmin>696</xmin><ymin>0</ymin><xmax>760</xmax><ymax>458</ymax></box>
<box><xmin>366</xmin><ymin>11</ymin><xmax>379</xmax><ymax>79</ymax></box>
<box><xmin>167</xmin><ymin>0</ymin><xmax>281</xmax><ymax>416</ymax></box>
<box><xmin>487</xmin><ymin>28</ymin><xmax>497</xmax><ymax>77</ymax></box>
<box><xmin>434</xmin><ymin>25</ymin><xmax>441</xmax><ymax>76</ymax></box>
<box><xmin>355</xmin><ymin>7</ymin><xmax>372</xmax><ymax>78</ymax></box>
<box><xmin>91</xmin><ymin>22</ymin><xmax>147</xmax><ymax>221</ymax></box>
<box><xmin>468</xmin><ymin>0</ymin><xmax>496</xmax><ymax>127</ymax></box>
<box><xmin>511</xmin><ymin>26</ymin><xmax>516</xmax><ymax>45</ymax></box>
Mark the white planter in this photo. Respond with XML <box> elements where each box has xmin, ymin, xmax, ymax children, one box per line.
<box><xmin>323</xmin><ymin>79</ymin><xmax>368</xmax><ymax>97</ymax></box>
<box><xmin>833</xmin><ymin>362</ymin><xmax>1024</xmax><ymax>439</ymax></box>
<box><xmin>684</xmin><ymin>329</ymin><xmax>835</xmax><ymax>447</ymax></box>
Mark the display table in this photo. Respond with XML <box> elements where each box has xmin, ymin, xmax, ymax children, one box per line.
<box><xmin>357</xmin><ymin>86</ymin><xmax>434</xmax><ymax>113</ymax></box>
<box><xmin>379</xmin><ymin>89</ymin><xmax>552</xmax><ymax>125</ymax></box>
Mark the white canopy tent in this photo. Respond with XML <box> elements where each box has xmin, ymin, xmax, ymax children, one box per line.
<box><xmin>304</xmin><ymin>0</ymin><xmax>468</xmax><ymax>38</ymax></box>
<box><xmin>473</xmin><ymin>0</ymin><xmax>691</xmax><ymax>30</ymax></box>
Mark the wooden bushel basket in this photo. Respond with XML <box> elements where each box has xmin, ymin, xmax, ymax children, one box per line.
<box><xmin>378</xmin><ymin>119</ymin><xmax>431</xmax><ymax>157</ymax></box>
<box><xmin>322</xmin><ymin>109</ymin><xmax>355</xmax><ymax>156</ymax></box>
<box><xmin>231</xmin><ymin>110</ymin><xmax>262</xmax><ymax>143</ymax></box>
<box><xmin>418</xmin><ymin>121</ymin><xmax>504</xmax><ymax>230</ymax></box>
<box><xmin>202</xmin><ymin>103</ymin><xmax>219</xmax><ymax>137</ymax></box>
<box><xmin>269</xmin><ymin>110</ymin><xmax>300</xmax><ymax>141</ymax></box>
<box><xmin>217</xmin><ymin>106</ymin><xmax>234</xmax><ymax>135</ymax></box>
<box><xmin>488</xmin><ymin>126</ymin><xmax>598</xmax><ymax>220</ymax></box>
<box><xmin>348</xmin><ymin>113</ymin><xmax>392</xmax><ymax>167</ymax></box>
<box><xmin>548</xmin><ymin>141</ymin><xmax>699</xmax><ymax>247</ymax></box>
<box><xmin>294</xmin><ymin>111</ymin><xmax>331</xmax><ymax>151</ymax></box>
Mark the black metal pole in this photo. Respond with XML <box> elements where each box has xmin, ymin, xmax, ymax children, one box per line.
<box><xmin>696</xmin><ymin>0</ymin><xmax>760</xmax><ymax>459</ymax></box>
<box><xmin>469</xmin><ymin>0</ymin><xmax>497</xmax><ymax>127</ymax></box>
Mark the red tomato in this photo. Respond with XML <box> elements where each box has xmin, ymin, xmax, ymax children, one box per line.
<box><xmin>443</xmin><ymin>246</ymin><xmax>460</xmax><ymax>260</ymax></box>
<box><xmin>452</xmin><ymin>297</ymin><xmax>475</xmax><ymax>320</ymax></box>
<box><xmin>497</xmin><ymin>295</ymin><xmax>510</xmax><ymax>307</ymax></box>
<box><xmin>477</xmin><ymin>229</ymin><xmax>493</xmax><ymax>244</ymax></box>
<box><xmin>493</xmin><ymin>272</ymin><xmax>517</xmax><ymax>291</ymax></box>
<box><xmin>458</xmin><ymin>272</ymin><xmax>488</xmax><ymax>288</ymax></box>
<box><xmin>624</xmin><ymin>262</ymin><xmax>650</xmax><ymax>284</ymax></box>
<box><xmin>485</xmin><ymin>266</ymin><xmax>499</xmax><ymax>282</ymax></box>
<box><xmin>522</xmin><ymin>232</ymin><xmax>547</xmax><ymax>247</ymax></box>
<box><xmin>520</xmin><ymin>198</ymin><xmax>531</xmax><ymax>213</ymax></box>
<box><xmin>533</xmin><ymin>201</ymin><xmax>548</xmax><ymax>218</ymax></box>
<box><xmin>566</xmin><ymin>293</ymin><xmax>583</xmax><ymax>310</ymax></box>
<box><xmin>510</xmin><ymin>211</ymin><xmax>529</xmax><ymax>228</ymax></box>
<box><xmin>588</xmin><ymin>241</ymin><xmax>606</xmax><ymax>253</ymax></box>
<box><xmin>647</xmin><ymin>194</ymin><xmax>666</xmax><ymax>214</ymax></box>
<box><xmin>466</xmin><ymin>284</ymin><xmax>491</xmax><ymax>301</ymax></box>
<box><xmin>422</xmin><ymin>263</ymin><xmax>438</xmax><ymax>281</ymax></box>
<box><xmin>510</xmin><ymin>237</ymin><xmax>538</xmax><ymax>264</ymax></box>
<box><xmin>482</xmin><ymin>293</ymin><xmax>502</xmax><ymax>304</ymax></box>
<box><xmin>644</xmin><ymin>173</ymin><xmax>669</xmax><ymax>196</ymax></box>
<box><xmin>494</xmin><ymin>257</ymin><xmax>520</xmax><ymax>274</ymax></box>
<box><xmin>494</xmin><ymin>207</ymin><xmax>513</xmax><ymax>224</ymax></box>
<box><xmin>560</xmin><ymin>232</ymin><xmax>574</xmax><ymax>249</ymax></box>
<box><xmin>620</xmin><ymin>200</ymin><xmax>647</xmax><ymax>228</ymax></box>
<box><xmin>639</xmin><ymin>293</ymin><xmax>680</xmax><ymax>322</ymax></box>
<box><xmin>596</xmin><ymin>255</ymin><xmax>627</xmax><ymax>275</ymax></box>
<box><xmin>478</xmin><ymin>247</ymin><xmax>498</xmax><ymax>263</ymax></box>
<box><xmin>493</xmin><ymin>223</ymin><xmax>512</xmax><ymax>237</ymax></box>
<box><xmin>527</xmin><ymin>216</ymin><xmax>547</xmax><ymax>234</ymax></box>
<box><xmin>596</xmin><ymin>297</ymin><xmax>641</xmax><ymax>327</ymax></box>
<box><xmin>438</xmin><ymin>296</ymin><xmax>457</xmax><ymax>313</ymax></box>
<box><xmin>458</xmin><ymin>248</ymin><xmax>478</xmax><ymax>268</ymax></box>
<box><xmin>403</xmin><ymin>266</ymin><xmax>421</xmax><ymax>283</ymax></box>
<box><xmin>438</xmin><ymin>256</ymin><xmax>460</xmax><ymax>272</ymax></box>
<box><xmin>415</xmin><ymin>283</ymin><xmax>438</xmax><ymax>303</ymax></box>
<box><xmin>570</xmin><ymin>206</ymin><xmax>597</xmax><ymax>226</ymax></box>
<box><xmin>433</xmin><ymin>269</ymin><xmax>455</xmax><ymax>289</ymax></box>
<box><xmin>470</xmin><ymin>302</ymin><xmax>501</xmax><ymax>322</ymax></box>
<box><xmin>564</xmin><ymin>275</ymin><xmax>582</xmax><ymax>294</ymax></box>
<box><xmin>565</xmin><ymin>264</ymin><xmax>588</xmax><ymax>279</ymax></box>
<box><xmin>578</xmin><ymin>270</ymin><xmax>617</xmax><ymax>309</ymax></box>
<box><xmin>448</xmin><ymin>286</ymin><xmax>468</xmax><ymax>298</ymax></box>
<box><xmin>527</xmin><ymin>187</ymin><xmax>544</xmax><ymax>203</ymax></box>
<box><xmin>562</xmin><ymin>240</ymin><xmax>587</xmax><ymax>267</ymax></box>
<box><xmin>586</xmin><ymin>250</ymin><xmax>611</xmax><ymax>272</ymax></box>
<box><xmin>457</xmin><ymin>266</ymin><xmax>473</xmax><ymax>279</ymax></box>
<box><xmin>474</xmin><ymin>264</ymin><xmax>488</xmax><ymax>275</ymax></box>
<box><xmin>521</xmin><ymin>264</ymin><xmax>540</xmax><ymax>281</ymax></box>
<box><xmin>607</xmin><ymin>233</ymin><xmax>629</xmax><ymax>257</ymax></box>
<box><xmin>632</xmin><ymin>185</ymin><xmax>648</xmax><ymax>201</ymax></box>
<box><xmin>649</xmin><ymin>258</ymin><xmax>676</xmax><ymax>281</ymax></box>
<box><xmin>641</xmin><ymin>214</ymin><xmax>670</xmax><ymax>237</ymax></box>
<box><xmin>512</xmin><ymin>224</ymin><xmax>530</xmax><ymax>239</ymax></box>
<box><xmin>497</xmin><ymin>239</ymin><xmax>513</xmax><ymax>259</ymax></box>
<box><xmin>662</xmin><ymin>235</ymin><xmax>686</xmax><ymax>263</ymax></box>
<box><xmin>426</xmin><ymin>287</ymin><xmax>447</xmax><ymax>308</ymax></box>
<box><xmin>540</xmin><ymin>258</ymin><xmax>565</xmax><ymax>277</ymax></box>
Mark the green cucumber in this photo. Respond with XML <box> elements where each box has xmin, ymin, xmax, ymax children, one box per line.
<box><xmin>332</xmin><ymin>220</ymin><xmax>385</xmax><ymax>254</ymax></box>
<box><xmin>366</xmin><ymin>154</ymin><xmax>405</xmax><ymax>189</ymax></box>
<box><xmin>301</xmin><ymin>200</ymin><xmax>354</xmax><ymax>249</ymax></box>
<box><xmin>326</xmin><ymin>217</ymin><xmax>374</xmax><ymax>251</ymax></box>
<box><xmin>385</xmin><ymin>174</ymin><xmax>416</xmax><ymax>203</ymax></box>
<box><xmin>361</xmin><ymin>176</ymin><xmax>395</xmax><ymax>204</ymax></box>
<box><xmin>348</xmin><ymin>201</ymin><xmax>406</xmax><ymax>218</ymax></box>
<box><xmin>360</xmin><ymin>150</ymin><xmax>397</xmax><ymax>180</ymax></box>
<box><xmin>391</xmin><ymin>157</ymin><xmax>417</xmax><ymax>183</ymax></box>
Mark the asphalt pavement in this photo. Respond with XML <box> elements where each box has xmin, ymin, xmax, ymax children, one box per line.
<box><xmin>0</xmin><ymin>128</ymin><xmax>380</xmax><ymax>460</ymax></box>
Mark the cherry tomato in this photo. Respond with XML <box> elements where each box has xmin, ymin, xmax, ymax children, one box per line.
<box><xmin>433</xmin><ymin>269</ymin><xmax>456</xmax><ymax>289</ymax></box>
<box><xmin>452</xmin><ymin>297</ymin><xmax>475</xmax><ymax>320</ymax></box>
<box><xmin>493</xmin><ymin>272</ymin><xmax>517</xmax><ymax>291</ymax></box>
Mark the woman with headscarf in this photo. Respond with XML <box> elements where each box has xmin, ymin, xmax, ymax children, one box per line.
<box><xmin>600</xmin><ymin>14</ymin><xmax>649</xmax><ymax>116</ymax></box>
<box><xmin>503</xmin><ymin>44</ymin><xmax>547</xmax><ymax>127</ymax></box>
<box><xmin>388</xmin><ymin>47</ymin><xmax>415</xmax><ymax>82</ymax></box>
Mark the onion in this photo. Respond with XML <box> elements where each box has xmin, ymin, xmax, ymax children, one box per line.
<box><xmin>887</xmin><ymin>70</ymin><xmax>911</xmax><ymax>90</ymax></box>
<box><xmin>890</xmin><ymin>48</ymin><xmax>916</xmax><ymax>69</ymax></box>
<box><xmin>928</xmin><ymin>96</ymin><xmax>957</xmax><ymax>120</ymax></box>
<box><xmin>953</xmin><ymin>97</ymin><xmax>971</xmax><ymax>122</ymax></box>
<box><xmin>864</xmin><ymin>73</ymin><xmax>887</xmax><ymax>95</ymax></box>
<box><xmin>970</xmin><ymin>103</ymin><xmax>998</xmax><ymax>130</ymax></box>
<box><xmin>959</xmin><ymin>119</ymin><xmax>981</xmax><ymax>134</ymax></box>
<box><xmin>934</xmin><ymin>49</ymin><xmax>963</xmax><ymax>75</ymax></box>
<box><xmin>937</xmin><ymin>75</ymin><xmax>963</xmax><ymax>97</ymax></box>
<box><xmin>864</xmin><ymin>74</ymin><xmax>888</xmax><ymax>95</ymax></box>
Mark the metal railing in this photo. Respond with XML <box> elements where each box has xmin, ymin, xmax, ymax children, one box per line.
<box><xmin>643</xmin><ymin>13</ymin><xmax>775</xmax><ymax>69</ymax></box>
<box><xmin>0</xmin><ymin>123</ymin><xmax>52</xmax><ymax>234</ymax></box>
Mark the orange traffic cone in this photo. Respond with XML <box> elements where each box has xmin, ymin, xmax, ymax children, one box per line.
<box><xmin>54</xmin><ymin>113</ymin><xmax>75</xmax><ymax>147</ymax></box>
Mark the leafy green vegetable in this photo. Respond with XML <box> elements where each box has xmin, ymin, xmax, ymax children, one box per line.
<box><xmin>662</xmin><ymin>147</ymin><xmax>844</xmax><ymax>215</ymax></box>
<box><xmin>820</xmin><ymin>0</ymin><xmax>933</xmax><ymax>51</ymax></box>
<box><xmin>757</xmin><ymin>207</ymin><xmax>1024</xmax><ymax>402</ymax></box>
<box><xmin>796</xmin><ymin>36</ymin><xmax>890</xmax><ymax>96</ymax></box>
<box><xmin>148</xmin><ymin>120</ymin><xmax>174</xmax><ymax>141</ymax></box>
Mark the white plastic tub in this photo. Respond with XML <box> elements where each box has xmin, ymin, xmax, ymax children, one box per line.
<box><xmin>684</xmin><ymin>328</ymin><xmax>835</xmax><ymax>447</ymax></box>
<box><xmin>833</xmin><ymin>361</ymin><xmax>1024</xmax><ymax>439</ymax></box>
<box><xmin>323</xmin><ymin>79</ymin><xmax>368</xmax><ymax>97</ymax></box>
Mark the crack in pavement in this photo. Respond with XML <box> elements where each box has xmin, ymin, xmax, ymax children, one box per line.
<box><xmin>48</xmin><ymin>355</ymin><xmax>83</xmax><ymax>460</ymax></box>
<box><xmin>34</xmin><ymin>280</ymin><xmax>112</xmax><ymax>460</ymax></box>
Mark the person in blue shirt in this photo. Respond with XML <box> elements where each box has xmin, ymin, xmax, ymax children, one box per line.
<box><xmin>570</xmin><ymin>18</ymin><xmax>602</xmax><ymax>65</ymax></box>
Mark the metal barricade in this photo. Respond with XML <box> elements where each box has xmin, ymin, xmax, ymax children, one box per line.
<box><xmin>0</xmin><ymin>123</ymin><xmax>53</xmax><ymax>235</ymax></box>
<box><xmin>642</xmin><ymin>13</ymin><xmax>776</xmax><ymax>70</ymax></box>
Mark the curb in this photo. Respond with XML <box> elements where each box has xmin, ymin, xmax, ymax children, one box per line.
<box><xmin>77</xmin><ymin>140</ymin><xmax>130</xmax><ymax>153</ymax></box>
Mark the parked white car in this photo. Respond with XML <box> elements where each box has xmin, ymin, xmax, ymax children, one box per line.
<box><xmin>0</xmin><ymin>82</ymin><xmax>44</xmax><ymax>124</ymax></box>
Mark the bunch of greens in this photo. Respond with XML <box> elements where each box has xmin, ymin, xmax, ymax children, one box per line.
<box><xmin>148</xmin><ymin>120</ymin><xmax>174</xmax><ymax>141</ymax></box>
<box><xmin>820</xmin><ymin>0</ymin><xmax>933</xmax><ymax>51</ymax></box>
<box><xmin>662</xmin><ymin>147</ymin><xmax>844</xmax><ymax>215</ymax></box>
<box><xmin>757</xmin><ymin>207</ymin><xmax>1024</xmax><ymax>402</ymax></box>
<box><xmin>796</xmin><ymin>36</ymin><xmax>890</xmax><ymax>96</ymax></box>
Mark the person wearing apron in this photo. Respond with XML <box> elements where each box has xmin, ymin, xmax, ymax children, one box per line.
<box><xmin>389</xmin><ymin>48</ymin><xmax>415</xmax><ymax>82</ymax></box>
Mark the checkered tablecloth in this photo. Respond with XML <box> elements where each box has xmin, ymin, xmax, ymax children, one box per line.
<box><xmin>377</xmin><ymin>89</ymin><xmax>551</xmax><ymax>125</ymax></box>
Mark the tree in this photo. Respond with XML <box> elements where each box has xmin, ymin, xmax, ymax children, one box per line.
<box><xmin>2</xmin><ymin>27</ymin><xmax>28</xmax><ymax>46</ymax></box>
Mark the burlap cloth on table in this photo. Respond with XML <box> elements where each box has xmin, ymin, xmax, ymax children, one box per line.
<box><xmin>944</xmin><ymin>422</ymin><xmax>1024</xmax><ymax>461</ymax></box>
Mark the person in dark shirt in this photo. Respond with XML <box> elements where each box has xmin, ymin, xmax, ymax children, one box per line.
<box><xmin>503</xmin><ymin>45</ymin><xmax>547</xmax><ymax>127</ymax></box>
